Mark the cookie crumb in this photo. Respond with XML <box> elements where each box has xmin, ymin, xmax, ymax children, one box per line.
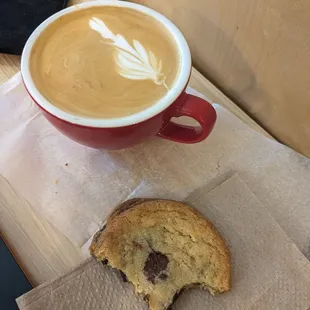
<box><xmin>54</xmin><ymin>179</ymin><xmax>59</xmax><ymax>185</ymax></box>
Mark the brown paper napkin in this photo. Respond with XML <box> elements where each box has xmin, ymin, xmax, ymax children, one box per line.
<box><xmin>16</xmin><ymin>175</ymin><xmax>310</xmax><ymax>310</ymax></box>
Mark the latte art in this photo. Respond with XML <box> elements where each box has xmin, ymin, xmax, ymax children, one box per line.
<box><xmin>29</xmin><ymin>6</ymin><xmax>180</xmax><ymax>119</ymax></box>
<box><xmin>89</xmin><ymin>17</ymin><xmax>168</xmax><ymax>89</ymax></box>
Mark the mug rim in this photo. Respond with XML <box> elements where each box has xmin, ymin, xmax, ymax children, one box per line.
<box><xmin>21</xmin><ymin>0</ymin><xmax>191</xmax><ymax>128</ymax></box>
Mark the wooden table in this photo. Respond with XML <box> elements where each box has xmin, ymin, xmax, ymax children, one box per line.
<box><xmin>0</xmin><ymin>52</ymin><xmax>271</xmax><ymax>287</ymax></box>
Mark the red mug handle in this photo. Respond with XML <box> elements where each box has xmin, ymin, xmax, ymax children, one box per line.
<box><xmin>157</xmin><ymin>93</ymin><xmax>217</xmax><ymax>143</ymax></box>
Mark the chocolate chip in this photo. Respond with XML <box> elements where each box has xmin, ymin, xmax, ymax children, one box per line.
<box><xmin>143</xmin><ymin>251</ymin><xmax>169</xmax><ymax>284</ymax></box>
<box><xmin>119</xmin><ymin>270</ymin><xmax>128</xmax><ymax>282</ymax></box>
<box><xmin>143</xmin><ymin>295</ymin><xmax>150</xmax><ymax>302</ymax></box>
<box><xmin>101</xmin><ymin>259</ymin><xmax>108</xmax><ymax>265</ymax></box>
<box><xmin>159</xmin><ymin>273</ymin><xmax>168</xmax><ymax>280</ymax></box>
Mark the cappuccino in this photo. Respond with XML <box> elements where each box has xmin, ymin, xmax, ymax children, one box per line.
<box><xmin>29</xmin><ymin>6</ymin><xmax>180</xmax><ymax>119</ymax></box>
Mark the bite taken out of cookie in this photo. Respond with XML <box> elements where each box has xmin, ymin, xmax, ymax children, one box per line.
<box><xmin>90</xmin><ymin>199</ymin><xmax>231</xmax><ymax>310</ymax></box>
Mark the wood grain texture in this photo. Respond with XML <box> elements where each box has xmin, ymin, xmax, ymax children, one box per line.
<box><xmin>0</xmin><ymin>176</ymin><xmax>84</xmax><ymax>286</ymax></box>
<box><xmin>133</xmin><ymin>0</ymin><xmax>310</xmax><ymax>156</ymax></box>
<box><xmin>0</xmin><ymin>54</ymin><xmax>20</xmax><ymax>84</ymax></box>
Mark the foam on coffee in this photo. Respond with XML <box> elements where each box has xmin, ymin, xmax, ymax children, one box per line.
<box><xmin>30</xmin><ymin>6</ymin><xmax>180</xmax><ymax>119</ymax></box>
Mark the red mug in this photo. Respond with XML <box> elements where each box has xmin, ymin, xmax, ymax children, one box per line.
<box><xmin>21</xmin><ymin>1</ymin><xmax>216</xmax><ymax>150</ymax></box>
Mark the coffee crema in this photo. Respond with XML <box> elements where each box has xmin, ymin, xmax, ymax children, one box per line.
<box><xmin>30</xmin><ymin>6</ymin><xmax>180</xmax><ymax>119</ymax></box>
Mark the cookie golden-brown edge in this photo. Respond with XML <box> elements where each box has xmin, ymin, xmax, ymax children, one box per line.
<box><xmin>90</xmin><ymin>199</ymin><xmax>231</xmax><ymax>309</ymax></box>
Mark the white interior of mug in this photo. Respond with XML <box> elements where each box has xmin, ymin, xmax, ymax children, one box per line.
<box><xmin>21</xmin><ymin>0</ymin><xmax>191</xmax><ymax>128</ymax></box>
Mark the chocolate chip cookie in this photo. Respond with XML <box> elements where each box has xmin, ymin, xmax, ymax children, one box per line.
<box><xmin>90</xmin><ymin>199</ymin><xmax>231</xmax><ymax>310</ymax></box>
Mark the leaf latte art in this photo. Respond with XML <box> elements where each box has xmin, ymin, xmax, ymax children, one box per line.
<box><xmin>29</xmin><ymin>7</ymin><xmax>180</xmax><ymax>118</ymax></box>
<box><xmin>89</xmin><ymin>17</ymin><xmax>168</xmax><ymax>89</ymax></box>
